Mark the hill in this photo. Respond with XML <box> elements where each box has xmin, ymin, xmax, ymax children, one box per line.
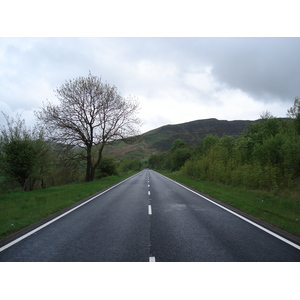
<box><xmin>142</xmin><ymin>118</ymin><xmax>256</xmax><ymax>152</ymax></box>
<box><xmin>104</xmin><ymin>118</ymin><xmax>258</xmax><ymax>160</ymax></box>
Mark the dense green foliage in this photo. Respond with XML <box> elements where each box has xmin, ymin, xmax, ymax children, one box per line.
<box><xmin>181</xmin><ymin>118</ymin><xmax>300</xmax><ymax>192</ymax></box>
<box><xmin>118</xmin><ymin>159</ymin><xmax>144</xmax><ymax>172</ymax></box>
<box><xmin>149</xmin><ymin>100</ymin><xmax>300</xmax><ymax>194</ymax></box>
<box><xmin>148</xmin><ymin>139</ymin><xmax>193</xmax><ymax>171</ymax></box>
<box><xmin>0</xmin><ymin>113</ymin><xmax>51</xmax><ymax>191</ymax></box>
<box><xmin>95</xmin><ymin>156</ymin><xmax>118</xmax><ymax>179</ymax></box>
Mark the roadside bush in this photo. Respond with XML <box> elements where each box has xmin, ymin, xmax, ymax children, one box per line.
<box><xmin>179</xmin><ymin>113</ymin><xmax>300</xmax><ymax>193</ymax></box>
<box><xmin>0</xmin><ymin>113</ymin><xmax>51</xmax><ymax>191</ymax></box>
<box><xmin>95</xmin><ymin>157</ymin><xmax>118</xmax><ymax>179</ymax></box>
<box><xmin>171</xmin><ymin>148</ymin><xmax>192</xmax><ymax>171</ymax></box>
<box><xmin>118</xmin><ymin>159</ymin><xmax>143</xmax><ymax>172</ymax></box>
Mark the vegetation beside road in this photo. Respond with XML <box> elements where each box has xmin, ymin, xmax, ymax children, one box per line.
<box><xmin>162</xmin><ymin>171</ymin><xmax>300</xmax><ymax>238</ymax></box>
<box><xmin>147</xmin><ymin>100</ymin><xmax>300</xmax><ymax>239</ymax></box>
<box><xmin>0</xmin><ymin>171</ymin><xmax>137</xmax><ymax>240</ymax></box>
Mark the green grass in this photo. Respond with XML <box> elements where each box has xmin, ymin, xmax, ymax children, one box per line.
<box><xmin>161</xmin><ymin>172</ymin><xmax>300</xmax><ymax>238</ymax></box>
<box><xmin>0</xmin><ymin>172</ymin><xmax>137</xmax><ymax>240</ymax></box>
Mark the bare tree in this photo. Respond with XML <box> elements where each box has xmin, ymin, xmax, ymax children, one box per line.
<box><xmin>36</xmin><ymin>73</ymin><xmax>141</xmax><ymax>182</ymax></box>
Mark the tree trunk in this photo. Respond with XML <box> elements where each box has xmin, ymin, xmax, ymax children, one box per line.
<box><xmin>85</xmin><ymin>144</ymin><xmax>104</xmax><ymax>182</ymax></box>
<box><xmin>85</xmin><ymin>146</ymin><xmax>93</xmax><ymax>182</ymax></box>
<box><xmin>90</xmin><ymin>165</ymin><xmax>97</xmax><ymax>182</ymax></box>
<box><xmin>21</xmin><ymin>177</ymin><xmax>28</xmax><ymax>192</ymax></box>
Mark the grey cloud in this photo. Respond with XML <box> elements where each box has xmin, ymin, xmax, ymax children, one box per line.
<box><xmin>196</xmin><ymin>38</ymin><xmax>300</xmax><ymax>102</ymax></box>
<box><xmin>119</xmin><ymin>37</ymin><xmax>300</xmax><ymax>103</ymax></box>
<box><xmin>100</xmin><ymin>37</ymin><xmax>300</xmax><ymax>104</ymax></box>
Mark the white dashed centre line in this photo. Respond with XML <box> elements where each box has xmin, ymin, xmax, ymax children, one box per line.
<box><xmin>148</xmin><ymin>205</ymin><xmax>152</xmax><ymax>215</ymax></box>
<box><xmin>148</xmin><ymin>191</ymin><xmax>150</xmax><ymax>196</ymax></box>
<box><xmin>149</xmin><ymin>256</ymin><xmax>156</xmax><ymax>262</ymax></box>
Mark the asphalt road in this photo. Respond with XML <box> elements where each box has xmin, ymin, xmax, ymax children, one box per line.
<box><xmin>1</xmin><ymin>169</ymin><xmax>299</xmax><ymax>261</ymax></box>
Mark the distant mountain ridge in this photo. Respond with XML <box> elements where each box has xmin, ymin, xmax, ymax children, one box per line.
<box><xmin>104</xmin><ymin>118</ymin><xmax>259</xmax><ymax>160</ymax></box>
<box><xmin>142</xmin><ymin>118</ymin><xmax>256</xmax><ymax>152</ymax></box>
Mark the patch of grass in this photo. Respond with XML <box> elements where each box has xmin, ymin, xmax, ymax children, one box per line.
<box><xmin>161</xmin><ymin>172</ymin><xmax>300</xmax><ymax>238</ymax></box>
<box><xmin>0</xmin><ymin>172</ymin><xmax>137</xmax><ymax>240</ymax></box>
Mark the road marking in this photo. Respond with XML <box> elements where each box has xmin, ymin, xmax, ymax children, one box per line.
<box><xmin>148</xmin><ymin>205</ymin><xmax>152</xmax><ymax>215</ymax></box>
<box><xmin>0</xmin><ymin>172</ymin><xmax>141</xmax><ymax>253</ymax></box>
<box><xmin>148</xmin><ymin>191</ymin><xmax>150</xmax><ymax>196</ymax></box>
<box><xmin>149</xmin><ymin>256</ymin><xmax>156</xmax><ymax>262</ymax></box>
<box><xmin>157</xmin><ymin>172</ymin><xmax>300</xmax><ymax>251</ymax></box>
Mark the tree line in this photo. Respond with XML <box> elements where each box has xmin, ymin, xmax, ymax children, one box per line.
<box><xmin>149</xmin><ymin>98</ymin><xmax>300</xmax><ymax>193</ymax></box>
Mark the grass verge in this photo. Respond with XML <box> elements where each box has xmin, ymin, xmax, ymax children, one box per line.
<box><xmin>161</xmin><ymin>172</ymin><xmax>300</xmax><ymax>238</ymax></box>
<box><xmin>0</xmin><ymin>171</ymin><xmax>138</xmax><ymax>240</ymax></box>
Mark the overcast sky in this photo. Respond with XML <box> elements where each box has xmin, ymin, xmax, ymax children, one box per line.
<box><xmin>1</xmin><ymin>1</ymin><xmax>300</xmax><ymax>134</ymax></box>
<box><xmin>0</xmin><ymin>37</ymin><xmax>299</xmax><ymax>133</ymax></box>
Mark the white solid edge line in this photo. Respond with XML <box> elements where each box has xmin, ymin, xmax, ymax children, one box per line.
<box><xmin>149</xmin><ymin>256</ymin><xmax>156</xmax><ymax>262</ymax></box>
<box><xmin>0</xmin><ymin>172</ymin><xmax>140</xmax><ymax>253</ymax></box>
<box><xmin>157</xmin><ymin>172</ymin><xmax>300</xmax><ymax>251</ymax></box>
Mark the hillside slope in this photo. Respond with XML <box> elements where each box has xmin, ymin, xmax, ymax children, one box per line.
<box><xmin>143</xmin><ymin>118</ymin><xmax>256</xmax><ymax>152</ymax></box>
<box><xmin>104</xmin><ymin>118</ymin><xmax>257</xmax><ymax>160</ymax></box>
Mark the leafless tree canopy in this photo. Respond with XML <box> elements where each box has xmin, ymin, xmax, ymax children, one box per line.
<box><xmin>36</xmin><ymin>73</ymin><xmax>141</xmax><ymax>181</ymax></box>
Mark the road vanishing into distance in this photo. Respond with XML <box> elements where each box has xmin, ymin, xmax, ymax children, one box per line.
<box><xmin>1</xmin><ymin>169</ymin><xmax>300</xmax><ymax>262</ymax></box>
